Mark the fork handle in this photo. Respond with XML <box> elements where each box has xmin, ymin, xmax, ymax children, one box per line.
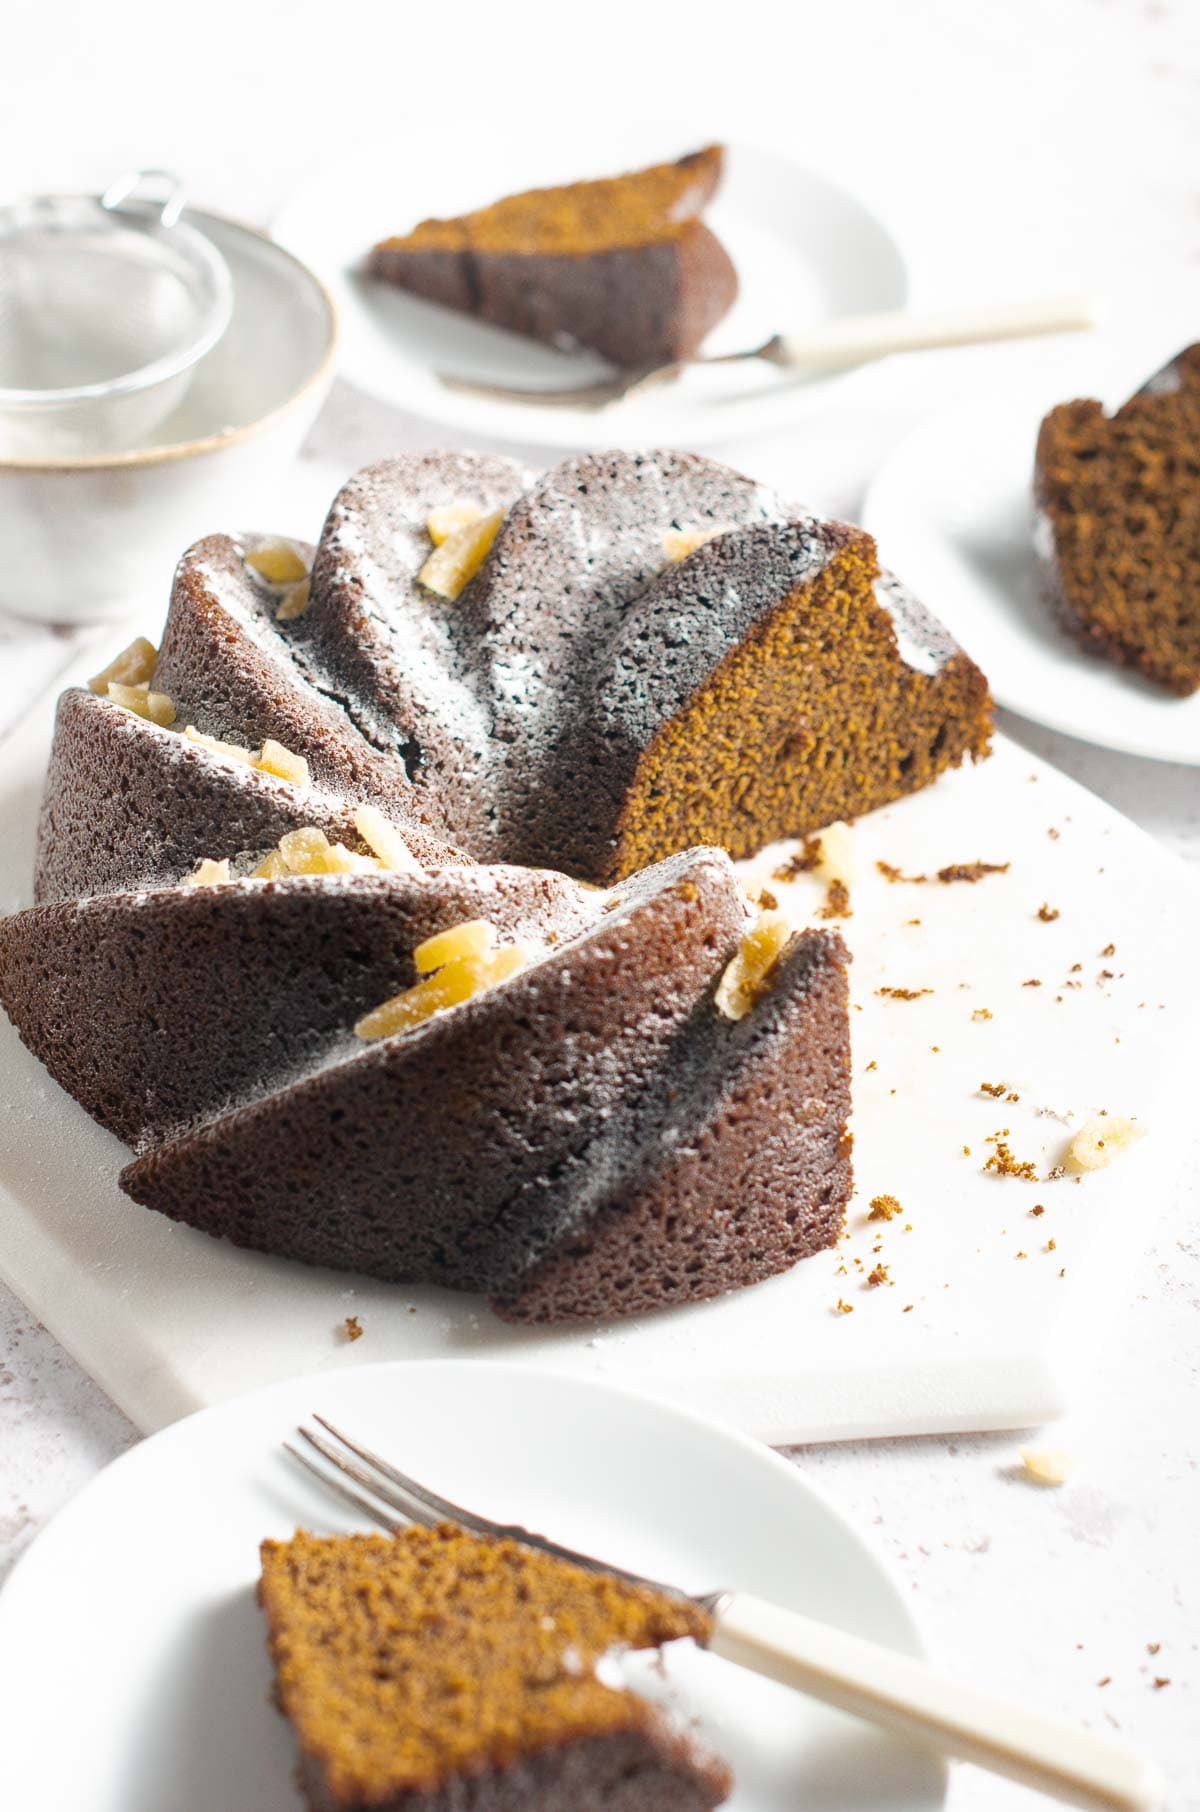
<box><xmin>708</xmin><ymin>1591</ymin><xmax>1161</xmax><ymax>1812</ymax></box>
<box><xmin>767</xmin><ymin>294</ymin><xmax>1097</xmax><ymax>372</ymax></box>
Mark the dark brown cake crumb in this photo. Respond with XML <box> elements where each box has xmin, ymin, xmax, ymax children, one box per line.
<box><xmin>866</xmin><ymin>1263</ymin><xmax>891</xmax><ymax>1288</ymax></box>
<box><xmin>817</xmin><ymin>878</ymin><xmax>852</xmax><ymax>919</ymax></box>
<box><xmin>937</xmin><ymin>861</ymin><xmax>1010</xmax><ymax>884</ymax></box>
<box><xmin>1030</xmin><ymin>1204</ymin><xmax>1045</xmax><ymax>1216</ymax></box>
<box><xmin>1037</xmin><ymin>904</ymin><xmax>1060</xmax><ymax>922</ymax></box>
<box><xmin>1023</xmin><ymin>979</ymin><xmax>1043</xmax><ymax>988</ymax></box>
<box><xmin>983</xmin><ymin>1137</ymin><xmax>1039</xmax><ymax>1181</ymax></box>
<box><xmin>774</xmin><ymin>837</ymin><xmax>823</xmax><ymax>880</ymax></box>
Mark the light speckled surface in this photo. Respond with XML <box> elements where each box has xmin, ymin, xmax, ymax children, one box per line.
<box><xmin>1</xmin><ymin>1</ymin><xmax>1197</xmax><ymax>1805</ymax></box>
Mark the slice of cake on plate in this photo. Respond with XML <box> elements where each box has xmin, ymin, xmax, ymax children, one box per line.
<box><xmin>258</xmin><ymin>1524</ymin><xmax>729</xmax><ymax>1812</ymax></box>
<box><xmin>369</xmin><ymin>146</ymin><xmax>738</xmax><ymax>369</ymax></box>
<box><xmin>1035</xmin><ymin>344</ymin><xmax>1200</xmax><ymax>695</ymax></box>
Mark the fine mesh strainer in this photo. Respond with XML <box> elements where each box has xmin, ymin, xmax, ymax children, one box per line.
<box><xmin>0</xmin><ymin>169</ymin><xmax>233</xmax><ymax>459</ymax></box>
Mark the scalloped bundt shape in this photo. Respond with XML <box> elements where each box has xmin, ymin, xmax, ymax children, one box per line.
<box><xmin>2</xmin><ymin>446</ymin><xmax>996</xmax><ymax>1321</ymax></box>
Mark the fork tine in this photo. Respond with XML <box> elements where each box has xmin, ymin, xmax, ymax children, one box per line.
<box><xmin>312</xmin><ymin>1414</ymin><xmax>506</xmax><ymax>1537</ymax></box>
<box><xmin>305</xmin><ymin>1415</ymin><xmax>683</xmax><ymax>1596</ymax></box>
<box><xmin>283</xmin><ymin>1439</ymin><xmax>398</xmax><ymax>1534</ymax></box>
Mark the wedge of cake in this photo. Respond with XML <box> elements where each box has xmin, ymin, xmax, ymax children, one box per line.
<box><xmin>258</xmin><ymin>1524</ymin><xmax>729</xmax><ymax>1812</ymax></box>
<box><xmin>1034</xmin><ymin>344</ymin><xmax>1200</xmax><ymax>694</ymax></box>
<box><xmin>369</xmin><ymin>146</ymin><xmax>737</xmax><ymax>368</ymax></box>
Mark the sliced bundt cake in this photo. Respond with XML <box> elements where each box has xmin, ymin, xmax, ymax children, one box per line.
<box><xmin>1035</xmin><ymin>344</ymin><xmax>1200</xmax><ymax>694</ymax></box>
<box><xmin>259</xmin><ymin>1525</ymin><xmax>728</xmax><ymax>1812</ymax></box>
<box><xmin>113</xmin><ymin>850</ymin><xmax>851</xmax><ymax>1312</ymax></box>
<box><xmin>2</xmin><ymin>445</ymin><xmax>997</xmax><ymax>1322</ymax></box>
<box><xmin>369</xmin><ymin>145</ymin><xmax>737</xmax><ymax>369</ymax></box>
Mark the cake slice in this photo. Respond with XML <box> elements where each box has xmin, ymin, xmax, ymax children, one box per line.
<box><xmin>1034</xmin><ymin>344</ymin><xmax>1200</xmax><ymax>694</ymax></box>
<box><xmin>258</xmin><ymin>1524</ymin><xmax>729</xmax><ymax>1812</ymax></box>
<box><xmin>369</xmin><ymin>146</ymin><xmax>737</xmax><ymax>368</ymax></box>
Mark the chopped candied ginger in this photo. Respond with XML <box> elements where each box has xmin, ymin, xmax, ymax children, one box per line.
<box><xmin>274</xmin><ymin>578</ymin><xmax>311</xmax><ymax>621</ymax></box>
<box><xmin>183</xmin><ymin>724</ymin><xmax>255</xmax><ymax>766</ymax></box>
<box><xmin>183</xmin><ymin>857</ymin><xmax>231</xmax><ymax>888</ymax></box>
<box><xmin>1066</xmin><ymin>1115</ymin><xmax>1144</xmax><ymax>1173</ymax></box>
<box><xmin>715</xmin><ymin>909</ymin><xmax>796</xmax><ymax>1021</ymax></box>
<box><xmin>106</xmin><ymin>681</ymin><xmax>176</xmax><ymax>726</ymax></box>
<box><xmin>662</xmin><ymin>525</ymin><xmax>721</xmax><ymax>563</ymax></box>
<box><xmin>413</xmin><ymin>918</ymin><xmax>496</xmax><ymax>974</ymax></box>
<box><xmin>813</xmin><ymin>820</ymin><xmax>854</xmax><ymax>888</ymax></box>
<box><xmin>182</xmin><ymin>725</ymin><xmax>308</xmax><ymax>790</ymax></box>
<box><xmin>252</xmin><ymin>848</ymin><xmax>289</xmax><ymax>879</ymax></box>
<box><xmin>353</xmin><ymin>804</ymin><xmax>425</xmax><ymax>876</ymax></box>
<box><xmin>89</xmin><ymin>635</ymin><xmax>157</xmax><ymax>694</ymax></box>
<box><xmin>278</xmin><ymin>827</ymin><xmax>377</xmax><ymax>876</ymax></box>
<box><xmin>355</xmin><ymin>919</ymin><xmax>532</xmax><ymax>1041</ymax></box>
<box><xmin>427</xmin><ymin>500</ymin><xmax>486</xmax><ymax>545</ymax></box>
<box><xmin>244</xmin><ymin>541</ymin><xmax>309</xmax><ymax>587</ymax></box>
<box><xmin>1020</xmin><ymin>1448</ymin><xmax>1073</xmax><ymax>1487</ymax></box>
<box><xmin>256</xmin><ymin>738</ymin><xmax>310</xmax><ymax>789</ymax></box>
<box><xmin>417</xmin><ymin>509</ymin><xmax>502</xmax><ymax>600</ymax></box>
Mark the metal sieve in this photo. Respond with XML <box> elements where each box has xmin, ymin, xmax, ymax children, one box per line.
<box><xmin>0</xmin><ymin>168</ymin><xmax>234</xmax><ymax>460</ymax></box>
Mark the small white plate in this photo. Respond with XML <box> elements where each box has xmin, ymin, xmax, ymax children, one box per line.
<box><xmin>274</xmin><ymin>128</ymin><xmax>907</xmax><ymax>449</ymax></box>
<box><xmin>862</xmin><ymin>398</ymin><xmax>1200</xmax><ymax>766</ymax></box>
<box><xmin>0</xmin><ymin>1362</ymin><xmax>944</xmax><ymax>1812</ymax></box>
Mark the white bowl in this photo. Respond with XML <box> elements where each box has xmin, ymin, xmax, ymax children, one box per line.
<box><xmin>0</xmin><ymin>207</ymin><xmax>337</xmax><ymax>624</ymax></box>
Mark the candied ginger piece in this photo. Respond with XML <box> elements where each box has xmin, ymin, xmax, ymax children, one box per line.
<box><xmin>353</xmin><ymin>804</ymin><xmax>425</xmax><ymax>876</ymax></box>
<box><xmin>183</xmin><ymin>857</ymin><xmax>231</xmax><ymax>888</ymax></box>
<box><xmin>662</xmin><ymin>525</ymin><xmax>721</xmax><ymax>563</ymax></box>
<box><xmin>355</xmin><ymin>921</ymin><xmax>532</xmax><ymax>1041</ymax></box>
<box><xmin>278</xmin><ymin>827</ymin><xmax>335</xmax><ymax>874</ymax></box>
<box><xmin>106</xmin><ymin>681</ymin><xmax>176</xmax><ymax>726</ymax></box>
<box><xmin>417</xmin><ymin>509</ymin><xmax>502</xmax><ymax>600</ymax></box>
<box><xmin>183</xmin><ymin>724</ymin><xmax>255</xmax><ymax>766</ymax></box>
<box><xmin>413</xmin><ymin>918</ymin><xmax>496</xmax><ymax>975</ymax></box>
<box><xmin>1020</xmin><ymin>1448</ymin><xmax>1073</xmax><ymax>1487</ymax></box>
<box><xmin>88</xmin><ymin>635</ymin><xmax>157</xmax><ymax>694</ymax></box>
<box><xmin>244</xmin><ymin>541</ymin><xmax>308</xmax><ymax>587</ymax></box>
<box><xmin>427</xmin><ymin>501</ymin><xmax>486</xmax><ymax>545</ymax></box>
<box><xmin>715</xmin><ymin>909</ymin><xmax>795</xmax><ymax>1021</ymax></box>
<box><xmin>814</xmin><ymin>820</ymin><xmax>854</xmax><ymax>888</ymax></box>
<box><xmin>254</xmin><ymin>739</ymin><xmax>310</xmax><ymax>790</ymax></box>
<box><xmin>275</xmin><ymin>578</ymin><xmax>311</xmax><ymax>622</ymax></box>
<box><xmin>1066</xmin><ymin>1116</ymin><xmax>1144</xmax><ymax>1172</ymax></box>
<box><xmin>252</xmin><ymin>848</ymin><xmax>288</xmax><ymax>880</ymax></box>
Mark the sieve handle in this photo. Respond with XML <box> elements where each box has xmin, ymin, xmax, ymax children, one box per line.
<box><xmin>100</xmin><ymin>168</ymin><xmax>187</xmax><ymax>229</ymax></box>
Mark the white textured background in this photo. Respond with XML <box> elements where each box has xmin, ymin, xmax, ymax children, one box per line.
<box><xmin>1</xmin><ymin>2</ymin><xmax>1198</xmax><ymax>1806</ymax></box>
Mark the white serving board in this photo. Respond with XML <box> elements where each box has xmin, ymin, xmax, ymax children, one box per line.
<box><xmin>2</xmin><ymin>629</ymin><xmax>1198</xmax><ymax>1444</ymax></box>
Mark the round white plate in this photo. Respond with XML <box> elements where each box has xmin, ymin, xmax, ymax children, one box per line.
<box><xmin>862</xmin><ymin>398</ymin><xmax>1200</xmax><ymax>765</ymax></box>
<box><xmin>0</xmin><ymin>1362</ymin><xmax>945</xmax><ymax>1812</ymax></box>
<box><xmin>274</xmin><ymin>128</ymin><xmax>907</xmax><ymax>449</ymax></box>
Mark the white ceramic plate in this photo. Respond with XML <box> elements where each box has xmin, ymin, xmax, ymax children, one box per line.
<box><xmin>273</xmin><ymin>128</ymin><xmax>907</xmax><ymax>449</ymax></box>
<box><xmin>861</xmin><ymin>399</ymin><xmax>1200</xmax><ymax>765</ymax></box>
<box><xmin>0</xmin><ymin>1362</ymin><xmax>944</xmax><ymax>1812</ymax></box>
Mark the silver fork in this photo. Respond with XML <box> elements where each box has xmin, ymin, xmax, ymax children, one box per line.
<box><xmin>435</xmin><ymin>294</ymin><xmax>1097</xmax><ymax>411</ymax></box>
<box><xmin>286</xmin><ymin>1415</ymin><xmax>1158</xmax><ymax>1812</ymax></box>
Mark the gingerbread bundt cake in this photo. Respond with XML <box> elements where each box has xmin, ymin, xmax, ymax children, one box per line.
<box><xmin>1035</xmin><ymin>345</ymin><xmax>1200</xmax><ymax>695</ymax></box>
<box><xmin>0</xmin><ymin>448</ymin><xmax>990</xmax><ymax>1322</ymax></box>
<box><xmin>259</xmin><ymin>1525</ymin><xmax>728</xmax><ymax>1812</ymax></box>
<box><xmin>370</xmin><ymin>146</ymin><xmax>737</xmax><ymax>370</ymax></box>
